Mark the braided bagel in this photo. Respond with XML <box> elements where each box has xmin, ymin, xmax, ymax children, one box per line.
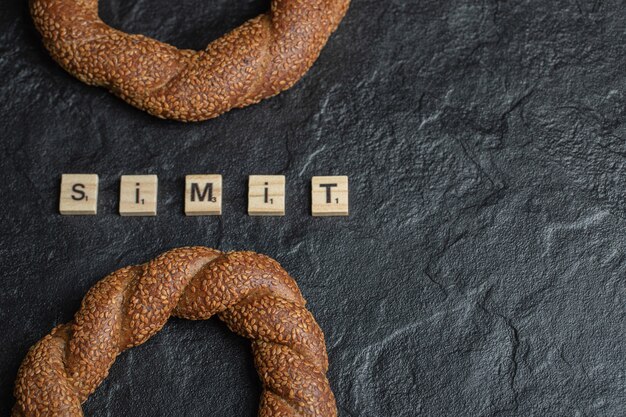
<box><xmin>29</xmin><ymin>0</ymin><xmax>351</xmax><ymax>121</ymax></box>
<box><xmin>12</xmin><ymin>247</ymin><xmax>336</xmax><ymax>416</ymax></box>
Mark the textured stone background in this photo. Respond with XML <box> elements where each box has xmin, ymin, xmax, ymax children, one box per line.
<box><xmin>1</xmin><ymin>0</ymin><xmax>625</xmax><ymax>416</ymax></box>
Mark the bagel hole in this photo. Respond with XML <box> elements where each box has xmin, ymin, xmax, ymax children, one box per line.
<box><xmin>99</xmin><ymin>0</ymin><xmax>271</xmax><ymax>50</ymax></box>
<box><xmin>83</xmin><ymin>318</ymin><xmax>260</xmax><ymax>416</ymax></box>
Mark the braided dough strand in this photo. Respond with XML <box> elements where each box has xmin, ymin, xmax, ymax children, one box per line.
<box><xmin>12</xmin><ymin>247</ymin><xmax>336</xmax><ymax>416</ymax></box>
<box><xmin>29</xmin><ymin>0</ymin><xmax>351</xmax><ymax>121</ymax></box>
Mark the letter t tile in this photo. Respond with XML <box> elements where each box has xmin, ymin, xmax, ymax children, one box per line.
<box><xmin>311</xmin><ymin>176</ymin><xmax>349</xmax><ymax>216</ymax></box>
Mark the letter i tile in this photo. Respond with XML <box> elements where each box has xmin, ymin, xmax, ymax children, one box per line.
<box><xmin>248</xmin><ymin>175</ymin><xmax>285</xmax><ymax>216</ymax></box>
<box><xmin>119</xmin><ymin>175</ymin><xmax>158</xmax><ymax>216</ymax></box>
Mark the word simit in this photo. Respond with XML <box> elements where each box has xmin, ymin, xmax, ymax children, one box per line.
<box><xmin>59</xmin><ymin>174</ymin><xmax>349</xmax><ymax>217</ymax></box>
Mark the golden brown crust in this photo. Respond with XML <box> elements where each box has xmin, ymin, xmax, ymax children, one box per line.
<box><xmin>12</xmin><ymin>247</ymin><xmax>336</xmax><ymax>417</ymax></box>
<box><xmin>29</xmin><ymin>0</ymin><xmax>351</xmax><ymax>121</ymax></box>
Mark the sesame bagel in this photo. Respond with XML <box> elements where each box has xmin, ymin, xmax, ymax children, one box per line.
<box><xmin>12</xmin><ymin>247</ymin><xmax>336</xmax><ymax>416</ymax></box>
<box><xmin>29</xmin><ymin>0</ymin><xmax>350</xmax><ymax>121</ymax></box>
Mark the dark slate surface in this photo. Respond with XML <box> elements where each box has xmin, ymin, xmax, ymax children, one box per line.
<box><xmin>1</xmin><ymin>0</ymin><xmax>625</xmax><ymax>416</ymax></box>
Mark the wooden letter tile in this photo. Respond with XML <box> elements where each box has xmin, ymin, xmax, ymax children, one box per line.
<box><xmin>248</xmin><ymin>175</ymin><xmax>285</xmax><ymax>216</ymax></box>
<box><xmin>312</xmin><ymin>176</ymin><xmax>349</xmax><ymax>216</ymax></box>
<box><xmin>185</xmin><ymin>175</ymin><xmax>222</xmax><ymax>216</ymax></box>
<box><xmin>119</xmin><ymin>175</ymin><xmax>158</xmax><ymax>216</ymax></box>
<box><xmin>59</xmin><ymin>174</ymin><xmax>99</xmax><ymax>215</ymax></box>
